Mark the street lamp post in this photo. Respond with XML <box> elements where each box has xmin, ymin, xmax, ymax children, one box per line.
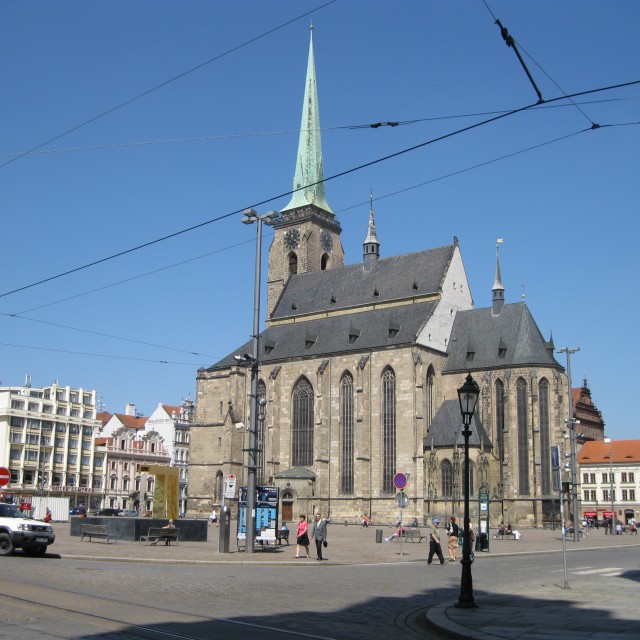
<box><xmin>240</xmin><ymin>208</ymin><xmax>278</xmax><ymax>554</ymax></box>
<box><xmin>456</xmin><ymin>372</ymin><xmax>480</xmax><ymax>609</ymax></box>
<box><xmin>557</xmin><ymin>347</ymin><xmax>580</xmax><ymax>542</ymax></box>
<box><xmin>609</xmin><ymin>449</ymin><xmax>615</xmax><ymax>535</ymax></box>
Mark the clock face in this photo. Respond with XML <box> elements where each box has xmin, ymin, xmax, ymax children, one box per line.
<box><xmin>321</xmin><ymin>230</ymin><xmax>333</xmax><ymax>252</ymax></box>
<box><xmin>284</xmin><ymin>228</ymin><xmax>300</xmax><ymax>250</ymax></box>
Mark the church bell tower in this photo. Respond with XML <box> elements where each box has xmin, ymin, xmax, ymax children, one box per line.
<box><xmin>267</xmin><ymin>26</ymin><xmax>344</xmax><ymax>320</ymax></box>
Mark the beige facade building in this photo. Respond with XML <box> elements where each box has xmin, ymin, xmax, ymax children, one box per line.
<box><xmin>188</xmin><ymin>31</ymin><xmax>571</xmax><ymax>526</ymax></box>
<box><xmin>578</xmin><ymin>439</ymin><xmax>639</xmax><ymax>526</ymax></box>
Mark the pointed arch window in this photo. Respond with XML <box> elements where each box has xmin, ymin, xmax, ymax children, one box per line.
<box><xmin>288</xmin><ymin>252</ymin><xmax>298</xmax><ymax>275</ymax></box>
<box><xmin>495</xmin><ymin>379</ymin><xmax>505</xmax><ymax>462</ymax></box>
<box><xmin>321</xmin><ymin>253</ymin><xmax>329</xmax><ymax>270</ymax></box>
<box><xmin>426</xmin><ymin>366</ymin><xmax>435</xmax><ymax>429</ymax></box>
<box><xmin>256</xmin><ymin>380</ymin><xmax>267</xmax><ymax>485</ymax></box>
<box><xmin>517</xmin><ymin>378</ymin><xmax>530</xmax><ymax>494</ymax></box>
<box><xmin>292</xmin><ymin>377</ymin><xmax>314</xmax><ymax>467</ymax></box>
<box><xmin>382</xmin><ymin>367</ymin><xmax>396</xmax><ymax>493</ymax></box>
<box><xmin>339</xmin><ymin>372</ymin><xmax>354</xmax><ymax>494</ymax></box>
<box><xmin>441</xmin><ymin>460</ymin><xmax>453</xmax><ymax>498</ymax></box>
<box><xmin>539</xmin><ymin>378</ymin><xmax>551</xmax><ymax>495</ymax></box>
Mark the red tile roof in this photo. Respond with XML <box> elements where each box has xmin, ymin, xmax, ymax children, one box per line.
<box><xmin>96</xmin><ymin>411</ymin><xmax>113</xmax><ymax>425</ymax></box>
<box><xmin>113</xmin><ymin>413</ymin><xmax>148</xmax><ymax>430</ymax></box>
<box><xmin>578</xmin><ymin>440</ymin><xmax>640</xmax><ymax>464</ymax></box>
<box><xmin>162</xmin><ymin>404</ymin><xmax>181</xmax><ymax>417</ymax></box>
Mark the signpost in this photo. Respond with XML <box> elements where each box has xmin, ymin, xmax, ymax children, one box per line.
<box><xmin>393</xmin><ymin>473</ymin><xmax>410</xmax><ymax>556</ymax></box>
<box><xmin>0</xmin><ymin>467</ymin><xmax>10</xmax><ymax>488</ymax></box>
<box><xmin>224</xmin><ymin>474</ymin><xmax>237</xmax><ymax>500</ymax></box>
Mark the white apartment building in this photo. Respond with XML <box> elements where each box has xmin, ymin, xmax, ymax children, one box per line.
<box><xmin>146</xmin><ymin>398</ymin><xmax>194</xmax><ymax>516</ymax></box>
<box><xmin>578</xmin><ymin>438</ymin><xmax>640</xmax><ymax>525</ymax></box>
<box><xmin>0</xmin><ymin>381</ymin><xmax>102</xmax><ymax>508</ymax></box>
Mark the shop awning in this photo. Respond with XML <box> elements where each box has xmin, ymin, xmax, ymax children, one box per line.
<box><xmin>583</xmin><ymin>512</ymin><xmax>597</xmax><ymax>517</ymax></box>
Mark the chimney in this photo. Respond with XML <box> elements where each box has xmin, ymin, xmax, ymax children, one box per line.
<box><xmin>125</xmin><ymin>403</ymin><xmax>137</xmax><ymax>416</ymax></box>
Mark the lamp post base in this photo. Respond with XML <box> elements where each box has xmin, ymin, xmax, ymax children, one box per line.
<box><xmin>456</xmin><ymin>557</ymin><xmax>477</xmax><ymax>608</ymax></box>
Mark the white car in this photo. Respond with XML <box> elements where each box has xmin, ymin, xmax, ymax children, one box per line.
<box><xmin>0</xmin><ymin>503</ymin><xmax>55</xmax><ymax>556</ymax></box>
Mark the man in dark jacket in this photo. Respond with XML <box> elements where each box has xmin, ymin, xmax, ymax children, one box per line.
<box><xmin>312</xmin><ymin>512</ymin><xmax>328</xmax><ymax>560</ymax></box>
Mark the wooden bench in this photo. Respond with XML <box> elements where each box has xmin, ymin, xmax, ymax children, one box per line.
<box><xmin>393</xmin><ymin>528</ymin><xmax>424</xmax><ymax>542</ymax></box>
<box><xmin>140</xmin><ymin>527</ymin><xmax>179</xmax><ymax>546</ymax></box>
<box><xmin>276</xmin><ymin>529</ymin><xmax>290</xmax><ymax>545</ymax></box>
<box><xmin>493</xmin><ymin>530</ymin><xmax>516</xmax><ymax>540</ymax></box>
<box><xmin>81</xmin><ymin>524</ymin><xmax>117</xmax><ymax>544</ymax></box>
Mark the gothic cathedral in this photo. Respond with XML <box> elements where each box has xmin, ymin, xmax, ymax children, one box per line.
<box><xmin>188</xmin><ymin>29</ymin><xmax>569</xmax><ymax>527</ymax></box>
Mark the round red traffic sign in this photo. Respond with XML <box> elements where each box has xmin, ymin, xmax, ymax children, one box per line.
<box><xmin>0</xmin><ymin>467</ymin><xmax>11</xmax><ymax>487</ymax></box>
<box><xmin>393</xmin><ymin>472</ymin><xmax>407</xmax><ymax>490</ymax></box>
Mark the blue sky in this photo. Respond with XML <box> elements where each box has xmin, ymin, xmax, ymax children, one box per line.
<box><xmin>0</xmin><ymin>1</ymin><xmax>638</xmax><ymax>438</ymax></box>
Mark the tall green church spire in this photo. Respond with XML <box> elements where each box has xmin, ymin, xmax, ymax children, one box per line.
<box><xmin>281</xmin><ymin>25</ymin><xmax>333</xmax><ymax>214</ymax></box>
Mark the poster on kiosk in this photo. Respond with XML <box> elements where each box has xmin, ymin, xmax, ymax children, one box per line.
<box><xmin>237</xmin><ymin>486</ymin><xmax>279</xmax><ymax>544</ymax></box>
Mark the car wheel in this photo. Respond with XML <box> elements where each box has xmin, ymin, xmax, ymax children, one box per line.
<box><xmin>0</xmin><ymin>533</ymin><xmax>15</xmax><ymax>556</ymax></box>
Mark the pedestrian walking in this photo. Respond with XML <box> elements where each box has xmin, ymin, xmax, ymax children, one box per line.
<box><xmin>312</xmin><ymin>512</ymin><xmax>329</xmax><ymax>560</ymax></box>
<box><xmin>427</xmin><ymin>517</ymin><xmax>445</xmax><ymax>565</ymax></box>
<box><xmin>208</xmin><ymin>508</ymin><xmax>218</xmax><ymax>527</ymax></box>
<box><xmin>295</xmin><ymin>514</ymin><xmax>310</xmax><ymax>558</ymax></box>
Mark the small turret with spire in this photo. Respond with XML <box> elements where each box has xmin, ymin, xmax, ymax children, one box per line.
<box><xmin>363</xmin><ymin>190</ymin><xmax>380</xmax><ymax>272</ymax></box>
<box><xmin>492</xmin><ymin>238</ymin><xmax>505</xmax><ymax>315</ymax></box>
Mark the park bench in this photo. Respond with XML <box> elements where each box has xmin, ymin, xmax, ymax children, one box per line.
<box><xmin>81</xmin><ymin>524</ymin><xmax>117</xmax><ymax>544</ymax></box>
<box><xmin>393</xmin><ymin>528</ymin><xmax>424</xmax><ymax>542</ymax></box>
<box><xmin>140</xmin><ymin>527</ymin><xmax>179</xmax><ymax>546</ymax></box>
<box><xmin>493</xmin><ymin>529</ymin><xmax>516</xmax><ymax>540</ymax></box>
<box><xmin>276</xmin><ymin>529</ymin><xmax>290</xmax><ymax>545</ymax></box>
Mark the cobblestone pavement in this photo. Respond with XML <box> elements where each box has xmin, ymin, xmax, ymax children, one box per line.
<box><xmin>42</xmin><ymin>521</ymin><xmax>640</xmax><ymax>639</ymax></box>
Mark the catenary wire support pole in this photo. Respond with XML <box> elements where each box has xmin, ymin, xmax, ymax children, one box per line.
<box><xmin>240</xmin><ymin>208</ymin><xmax>279</xmax><ymax>553</ymax></box>
<box><xmin>558</xmin><ymin>347</ymin><xmax>580</xmax><ymax>542</ymax></box>
<box><xmin>494</xmin><ymin>19</ymin><xmax>544</xmax><ymax>104</ymax></box>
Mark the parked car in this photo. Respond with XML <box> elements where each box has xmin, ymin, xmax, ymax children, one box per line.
<box><xmin>0</xmin><ymin>502</ymin><xmax>55</xmax><ymax>556</ymax></box>
<box><xmin>118</xmin><ymin>510</ymin><xmax>138</xmax><ymax>517</ymax></box>
<box><xmin>91</xmin><ymin>508</ymin><xmax>121</xmax><ymax>517</ymax></box>
<box><xmin>69</xmin><ymin>507</ymin><xmax>80</xmax><ymax>515</ymax></box>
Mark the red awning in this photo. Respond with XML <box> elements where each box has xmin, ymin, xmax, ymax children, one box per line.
<box><xmin>603</xmin><ymin>512</ymin><xmax>613</xmax><ymax>517</ymax></box>
<box><xmin>583</xmin><ymin>512</ymin><xmax>597</xmax><ymax>517</ymax></box>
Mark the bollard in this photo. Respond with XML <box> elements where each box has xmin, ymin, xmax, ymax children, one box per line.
<box><xmin>376</xmin><ymin>529</ymin><xmax>383</xmax><ymax>543</ymax></box>
<box><xmin>218</xmin><ymin>505</ymin><xmax>231</xmax><ymax>553</ymax></box>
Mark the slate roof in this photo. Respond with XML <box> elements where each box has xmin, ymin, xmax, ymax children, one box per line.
<box><xmin>274</xmin><ymin>466</ymin><xmax>317</xmax><ymax>480</ymax></box>
<box><xmin>271</xmin><ymin>244</ymin><xmax>455</xmax><ymax>320</ymax></box>
<box><xmin>443</xmin><ymin>302</ymin><xmax>559</xmax><ymax>373</ymax></box>
<box><xmin>424</xmin><ymin>400</ymin><xmax>493</xmax><ymax>449</ymax></box>
<box><xmin>207</xmin><ymin>299</ymin><xmax>439</xmax><ymax>370</ymax></box>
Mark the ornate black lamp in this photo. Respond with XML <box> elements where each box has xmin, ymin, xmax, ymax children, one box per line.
<box><xmin>456</xmin><ymin>372</ymin><xmax>480</xmax><ymax>608</ymax></box>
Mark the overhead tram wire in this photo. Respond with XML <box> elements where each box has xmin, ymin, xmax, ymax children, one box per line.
<box><xmin>0</xmin><ymin>341</ymin><xmax>204</xmax><ymax>366</ymax></box>
<box><xmin>1</xmin><ymin>96</ymin><xmax>637</xmax><ymax>159</ymax></box>
<box><xmin>0</xmin><ymin>79</ymin><xmax>637</xmax><ymax>303</ymax></box>
<box><xmin>0</xmin><ymin>313</ymin><xmax>217</xmax><ymax>359</ymax></box>
<box><xmin>482</xmin><ymin>0</ymin><xmax>596</xmax><ymax>126</ymax></box>
<box><xmin>9</xmin><ymin>125</ymin><xmax>607</xmax><ymax>317</ymax></box>
<box><xmin>0</xmin><ymin>0</ymin><xmax>337</xmax><ymax>171</ymax></box>
<box><xmin>3</xmin><ymin>121</ymin><xmax>638</xmax><ymax>360</ymax></box>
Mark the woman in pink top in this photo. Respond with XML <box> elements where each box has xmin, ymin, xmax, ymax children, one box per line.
<box><xmin>296</xmin><ymin>514</ymin><xmax>310</xmax><ymax>558</ymax></box>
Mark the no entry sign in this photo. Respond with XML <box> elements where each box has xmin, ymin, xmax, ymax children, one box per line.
<box><xmin>0</xmin><ymin>467</ymin><xmax>11</xmax><ymax>487</ymax></box>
